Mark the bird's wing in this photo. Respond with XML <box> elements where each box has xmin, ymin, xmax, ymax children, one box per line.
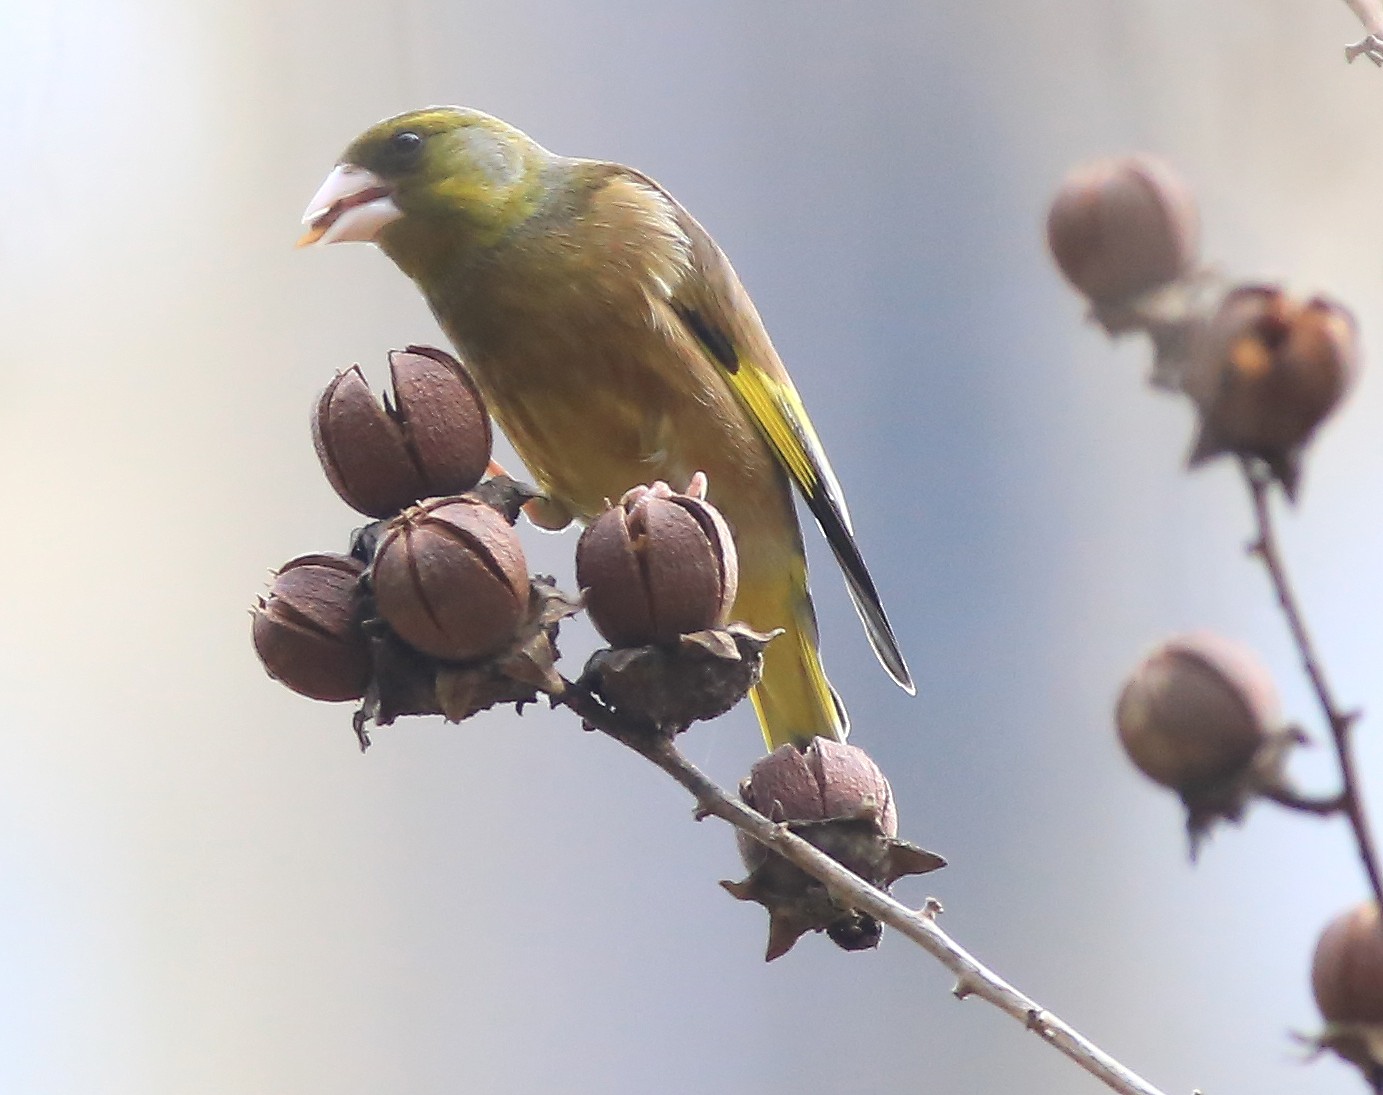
<box><xmin>602</xmin><ymin>166</ymin><xmax>915</xmax><ymax>695</ymax></box>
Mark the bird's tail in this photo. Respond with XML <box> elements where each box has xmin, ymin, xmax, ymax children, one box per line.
<box><xmin>738</xmin><ymin>551</ymin><xmax>847</xmax><ymax>749</ymax></box>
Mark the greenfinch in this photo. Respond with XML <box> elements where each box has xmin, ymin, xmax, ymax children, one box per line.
<box><xmin>300</xmin><ymin>107</ymin><xmax>913</xmax><ymax>748</ymax></box>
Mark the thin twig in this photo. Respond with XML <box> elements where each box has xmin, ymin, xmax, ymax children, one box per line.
<box><xmin>1343</xmin><ymin>0</ymin><xmax>1383</xmax><ymax>36</ymax></box>
<box><xmin>551</xmin><ymin>680</ymin><xmax>1173</xmax><ymax>1095</ymax></box>
<box><xmin>1260</xmin><ymin>782</ymin><xmax>1346</xmax><ymax>816</ymax></box>
<box><xmin>1341</xmin><ymin>0</ymin><xmax>1383</xmax><ymax>63</ymax></box>
<box><xmin>1241</xmin><ymin>460</ymin><xmax>1383</xmax><ymax>908</ymax></box>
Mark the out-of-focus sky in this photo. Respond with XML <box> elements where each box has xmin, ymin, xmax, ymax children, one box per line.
<box><xmin>1</xmin><ymin>1</ymin><xmax>1381</xmax><ymax>1092</ymax></box>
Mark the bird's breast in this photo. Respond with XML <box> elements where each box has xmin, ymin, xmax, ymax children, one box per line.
<box><xmin>420</xmin><ymin>176</ymin><xmax>793</xmax><ymax>535</ymax></box>
<box><xmin>472</xmin><ymin>312</ymin><xmax>746</xmax><ymax>510</ymax></box>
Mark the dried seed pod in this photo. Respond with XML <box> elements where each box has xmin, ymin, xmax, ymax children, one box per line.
<box><xmin>312</xmin><ymin>346</ymin><xmax>492</xmax><ymax>518</ymax></box>
<box><xmin>737</xmin><ymin>740</ymin><xmax>903</xmax><ymax>880</ymax></box>
<box><xmin>726</xmin><ymin>740</ymin><xmax>945</xmax><ymax>961</ymax></box>
<box><xmin>388</xmin><ymin>346</ymin><xmax>492</xmax><ymax>493</ymax></box>
<box><xmin>1047</xmin><ymin>154</ymin><xmax>1200</xmax><ymax>303</ymax></box>
<box><xmin>313</xmin><ymin>365</ymin><xmax>423</xmax><ymax>517</ymax></box>
<box><xmin>576</xmin><ymin>480</ymin><xmax>738</xmax><ymax>647</ymax></box>
<box><xmin>371</xmin><ymin>496</ymin><xmax>529</xmax><ymax>661</ymax></box>
<box><xmin>740</xmin><ymin>738</ymin><xmax>898</xmax><ymax>842</ymax></box>
<box><xmin>1184</xmin><ymin>286</ymin><xmax>1358</xmax><ymax>493</ymax></box>
<box><xmin>1313</xmin><ymin>902</ymin><xmax>1383</xmax><ymax>1024</ymax></box>
<box><xmin>1116</xmin><ymin>631</ymin><xmax>1278</xmax><ymax>792</ymax></box>
<box><xmin>252</xmin><ymin>553</ymin><xmax>370</xmax><ymax>702</ymax></box>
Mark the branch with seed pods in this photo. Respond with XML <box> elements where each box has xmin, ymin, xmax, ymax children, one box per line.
<box><xmin>1048</xmin><ymin>153</ymin><xmax>1383</xmax><ymax>1090</ymax></box>
<box><xmin>252</xmin><ymin>345</ymin><xmax>1181</xmax><ymax>1095</ymax></box>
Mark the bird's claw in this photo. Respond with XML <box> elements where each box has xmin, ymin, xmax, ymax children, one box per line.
<box><xmin>486</xmin><ymin>458</ymin><xmax>573</xmax><ymax>530</ymax></box>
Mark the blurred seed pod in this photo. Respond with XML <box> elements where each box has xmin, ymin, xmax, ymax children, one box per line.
<box><xmin>1309</xmin><ymin>903</ymin><xmax>1383</xmax><ymax>1079</ymax></box>
<box><xmin>576</xmin><ymin>481</ymin><xmax>738</xmax><ymax>647</ymax></box>
<box><xmin>1047</xmin><ymin>154</ymin><xmax>1200</xmax><ymax>304</ymax></box>
<box><xmin>312</xmin><ymin>346</ymin><xmax>492</xmax><ymax>518</ymax></box>
<box><xmin>1117</xmin><ymin>632</ymin><xmax>1277</xmax><ymax>791</ymax></box>
<box><xmin>1183</xmin><ymin>286</ymin><xmax>1358</xmax><ymax>496</ymax></box>
<box><xmin>371</xmin><ymin>496</ymin><xmax>529</xmax><ymax>662</ymax></box>
<box><xmin>252</xmin><ymin>553</ymin><xmax>371</xmax><ymax>702</ymax></box>
<box><xmin>1314</xmin><ymin>902</ymin><xmax>1383</xmax><ymax>1025</ymax></box>
<box><xmin>1116</xmin><ymin>632</ymin><xmax>1300</xmax><ymax>851</ymax></box>
<box><xmin>725</xmin><ymin>740</ymin><xmax>945</xmax><ymax>961</ymax></box>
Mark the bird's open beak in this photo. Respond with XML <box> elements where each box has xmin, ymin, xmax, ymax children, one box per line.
<box><xmin>297</xmin><ymin>164</ymin><xmax>401</xmax><ymax>247</ymax></box>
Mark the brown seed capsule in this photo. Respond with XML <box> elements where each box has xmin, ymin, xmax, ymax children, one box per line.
<box><xmin>312</xmin><ymin>346</ymin><xmax>492</xmax><ymax>518</ymax></box>
<box><xmin>740</xmin><ymin>739</ymin><xmax>898</xmax><ymax>839</ymax></box>
<box><xmin>371</xmin><ymin>497</ymin><xmax>529</xmax><ymax>661</ymax></box>
<box><xmin>1184</xmin><ymin>286</ymin><xmax>1358</xmax><ymax>487</ymax></box>
<box><xmin>388</xmin><ymin>346</ymin><xmax>493</xmax><ymax>493</ymax></box>
<box><xmin>313</xmin><ymin>365</ymin><xmax>422</xmax><ymax>517</ymax></box>
<box><xmin>1047</xmin><ymin>155</ymin><xmax>1200</xmax><ymax>303</ymax></box>
<box><xmin>1313</xmin><ymin>902</ymin><xmax>1383</xmax><ymax>1024</ymax></box>
<box><xmin>252</xmin><ymin>553</ymin><xmax>371</xmax><ymax>702</ymax></box>
<box><xmin>726</xmin><ymin>739</ymin><xmax>945</xmax><ymax>961</ymax></box>
<box><xmin>576</xmin><ymin>481</ymin><xmax>739</xmax><ymax>647</ymax></box>
<box><xmin>736</xmin><ymin>738</ymin><xmax>904</xmax><ymax>879</ymax></box>
<box><xmin>1115</xmin><ymin>632</ymin><xmax>1278</xmax><ymax>792</ymax></box>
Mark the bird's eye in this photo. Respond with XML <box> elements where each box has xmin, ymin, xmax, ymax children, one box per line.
<box><xmin>389</xmin><ymin>130</ymin><xmax>424</xmax><ymax>164</ymax></box>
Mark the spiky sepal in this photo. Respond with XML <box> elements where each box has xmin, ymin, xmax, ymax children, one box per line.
<box><xmin>723</xmin><ymin>806</ymin><xmax>945</xmax><ymax>961</ymax></box>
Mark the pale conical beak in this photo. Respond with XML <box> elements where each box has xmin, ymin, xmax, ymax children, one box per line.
<box><xmin>297</xmin><ymin>164</ymin><xmax>402</xmax><ymax>247</ymax></box>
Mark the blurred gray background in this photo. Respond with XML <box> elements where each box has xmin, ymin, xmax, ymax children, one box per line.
<box><xmin>2</xmin><ymin>1</ymin><xmax>1381</xmax><ymax>1092</ymax></box>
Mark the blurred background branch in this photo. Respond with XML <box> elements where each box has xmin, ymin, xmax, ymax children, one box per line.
<box><xmin>1241</xmin><ymin>462</ymin><xmax>1383</xmax><ymax>909</ymax></box>
<box><xmin>1049</xmin><ymin>150</ymin><xmax>1383</xmax><ymax>1089</ymax></box>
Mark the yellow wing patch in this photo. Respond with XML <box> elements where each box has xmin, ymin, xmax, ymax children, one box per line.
<box><xmin>669</xmin><ymin>300</ymin><xmax>834</xmax><ymax>509</ymax></box>
<box><xmin>674</xmin><ymin>300</ymin><xmax>913</xmax><ymax>695</ymax></box>
<box><xmin>727</xmin><ymin>365</ymin><xmax>821</xmax><ymax>497</ymax></box>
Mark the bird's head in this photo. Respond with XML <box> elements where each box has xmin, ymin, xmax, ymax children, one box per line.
<box><xmin>299</xmin><ymin>107</ymin><xmax>547</xmax><ymax>262</ymax></box>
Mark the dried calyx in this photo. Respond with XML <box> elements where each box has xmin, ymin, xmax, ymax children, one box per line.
<box><xmin>580</xmin><ymin>624</ymin><xmax>774</xmax><ymax>734</ymax></box>
<box><xmin>353</xmin><ymin>576</ymin><xmax>581</xmax><ymax>746</ymax></box>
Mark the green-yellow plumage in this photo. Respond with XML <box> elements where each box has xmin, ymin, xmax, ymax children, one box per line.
<box><xmin>300</xmin><ymin>106</ymin><xmax>914</xmax><ymax>747</ymax></box>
